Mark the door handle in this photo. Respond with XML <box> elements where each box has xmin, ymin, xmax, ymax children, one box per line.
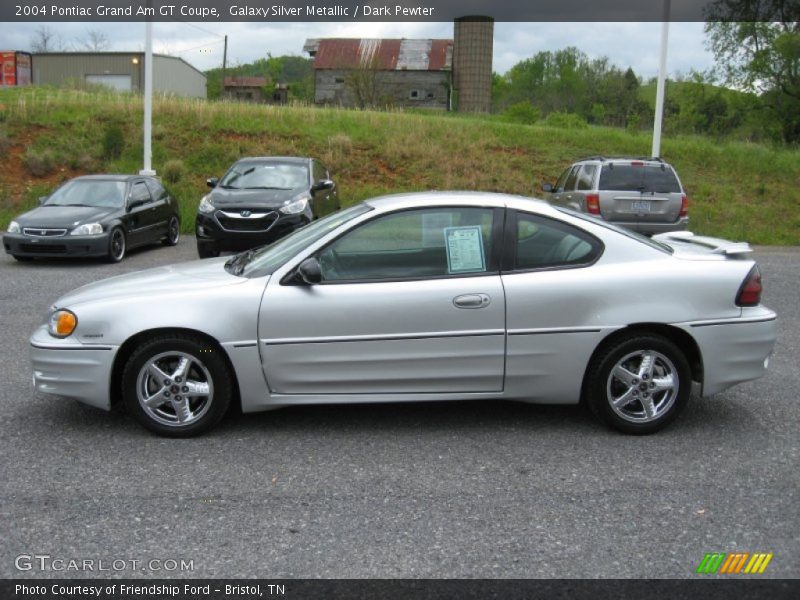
<box><xmin>453</xmin><ymin>294</ymin><xmax>491</xmax><ymax>309</ymax></box>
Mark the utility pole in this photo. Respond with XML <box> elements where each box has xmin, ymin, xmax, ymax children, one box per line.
<box><xmin>140</xmin><ymin>2</ymin><xmax>155</xmax><ymax>176</ymax></box>
<box><xmin>222</xmin><ymin>35</ymin><xmax>228</xmax><ymax>93</ymax></box>
<box><xmin>651</xmin><ymin>0</ymin><xmax>671</xmax><ymax>159</ymax></box>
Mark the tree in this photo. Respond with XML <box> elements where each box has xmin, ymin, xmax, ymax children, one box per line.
<box><xmin>705</xmin><ymin>0</ymin><xmax>800</xmax><ymax>142</ymax></box>
<box><xmin>77</xmin><ymin>30</ymin><xmax>110</xmax><ymax>52</ymax></box>
<box><xmin>30</xmin><ymin>26</ymin><xmax>63</xmax><ymax>52</ymax></box>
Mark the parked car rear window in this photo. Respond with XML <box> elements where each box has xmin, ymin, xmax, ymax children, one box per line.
<box><xmin>598</xmin><ymin>165</ymin><xmax>681</xmax><ymax>193</ymax></box>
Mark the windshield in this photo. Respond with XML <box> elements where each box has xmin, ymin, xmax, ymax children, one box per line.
<box><xmin>44</xmin><ymin>180</ymin><xmax>126</xmax><ymax>208</ymax></box>
<box><xmin>238</xmin><ymin>203</ymin><xmax>374</xmax><ymax>277</ymax></box>
<box><xmin>555</xmin><ymin>207</ymin><xmax>673</xmax><ymax>254</ymax></box>
<box><xmin>219</xmin><ymin>162</ymin><xmax>309</xmax><ymax>190</ymax></box>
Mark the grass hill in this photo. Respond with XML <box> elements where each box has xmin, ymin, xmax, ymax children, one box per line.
<box><xmin>0</xmin><ymin>87</ymin><xmax>798</xmax><ymax>245</ymax></box>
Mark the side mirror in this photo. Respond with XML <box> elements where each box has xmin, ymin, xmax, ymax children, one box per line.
<box><xmin>38</xmin><ymin>196</ymin><xmax>48</xmax><ymax>205</ymax></box>
<box><xmin>206</xmin><ymin>177</ymin><xmax>219</xmax><ymax>189</ymax></box>
<box><xmin>312</xmin><ymin>179</ymin><xmax>335</xmax><ymax>192</ymax></box>
<box><xmin>295</xmin><ymin>257</ymin><xmax>322</xmax><ymax>285</ymax></box>
<box><xmin>541</xmin><ymin>183</ymin><xmax>554</xmax><ymax>193</ymax></box>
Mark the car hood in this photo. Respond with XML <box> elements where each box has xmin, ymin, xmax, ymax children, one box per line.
<box><xmin>209</xmin><ymin>187</ymin><xmax>304</xmax><ymax>209</ymax></box>
<box><xmin>16</xmin><ymin>205</ymin><xmax>119</xmax><ymax>228</ymax></box>
<box><xmin>54</xmin><ymin>257</ymin><xmax>249</xmax><ymax>308</ymax></box>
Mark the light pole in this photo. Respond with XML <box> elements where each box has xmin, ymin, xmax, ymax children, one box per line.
<box><xmin>140</xmin><ymin>2</ymin><xmax>155</xmax><ymax>176</ymax></box>
<box><xmin>651</xmin><ymin>0</ymin><xmax>671</xmax><ymax>158</ymax></box>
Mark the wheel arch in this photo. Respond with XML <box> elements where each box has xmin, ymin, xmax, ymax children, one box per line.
<box><xmin>110</xmin><ymin>327</ymin><xmax>241</xmax><ymax>410</ymax></box>
<box><xmin>581</xmin><ymin>323</ymin><xmax>704</xmax><ymax>401</ymax></box>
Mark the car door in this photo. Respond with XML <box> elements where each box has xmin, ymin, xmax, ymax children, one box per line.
<box><xmin>501</xmin><ymin>210</ymin><xmax>605</xmax><ymax>403</ymax></box>
<box><xmin>143</xmin><ymin>178</ymin><xmax>172</xmax><ymax>240</ymax></box>
<box><xmin>125</xmin><ymin>180</ymin><xmax>158</xmax><ymax>247</ymax></box>
<box><xmin>549</xmin><ymin>165</ymin><xmax>580</xmax><ymax>207</ymax></box>
<box><xmin>258</xmin><ymin>206</ymin><xmax>506</xmax><ymax>395</ymax></box>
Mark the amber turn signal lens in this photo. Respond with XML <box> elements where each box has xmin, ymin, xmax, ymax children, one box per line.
<box><xmin>48</xmin><ymin>309</ymin><xmax>78</xmax><ymax>338</ymax></box>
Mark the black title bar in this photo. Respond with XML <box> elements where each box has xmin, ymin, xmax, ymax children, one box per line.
<box><xmin>3</xmin><ymin>0</ymin><xmax>799</xmax><ymax>22</ymax></box>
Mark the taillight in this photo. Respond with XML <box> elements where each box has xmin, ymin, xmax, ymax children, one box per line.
<box><xmin>679</xmin><ymin>194</ymin><xmax>689</xmax><ymax>218</ymax></box>
<box><xmin>586</xmin><ymin>193</ymin><xmax>601</xmax><ymax>215</ymax></box>
<box><xmin>736</xmin><ymin>265</ymin><xmax>762</xmax><ymax>307</ymax></box>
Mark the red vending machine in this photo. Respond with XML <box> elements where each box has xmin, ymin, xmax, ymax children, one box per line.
<box><xmin>1</xmin><ymin>51</ymin><xmax>32</xmax><ymax>86</ymax></box>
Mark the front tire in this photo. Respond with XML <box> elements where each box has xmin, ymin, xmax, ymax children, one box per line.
<box><xmin>107</xmin><ymin>227</ymin><xmax>126</xmax><ymax>263</ymax></box>
<box><xmin>197</xmin><ymin>242</ymin><xmax>220</xmax><ymax>259</ymax></box>
<box><xmin>162</xmin><ymin>216</ymin><xmax>180</xmax><ymax>246</ymax></box>
<box><xmin>121</xmin><ymin>334</ymin><xmax>232</xmax><ymax>437</ymax></box>
<box><xmin>585</xmin><ymin>334</ymin><xmax>691</xmax><ymax>434</ymax></box>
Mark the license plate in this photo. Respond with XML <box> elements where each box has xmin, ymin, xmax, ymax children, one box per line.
<box><xmin>632</xmin><ymin>200</ymin><xmax>651</xmax><ymax>212</ymax></box>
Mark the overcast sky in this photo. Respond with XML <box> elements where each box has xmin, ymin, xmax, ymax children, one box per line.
<box><xmin>3</xmin><ymin>21</ymin><xmax>716</xmax><ymax>78</ymax></box>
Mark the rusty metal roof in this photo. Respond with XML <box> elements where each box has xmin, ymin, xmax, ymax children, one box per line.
<box><xmin>307</xmin><ymin>39</ymin><xmax>453</xmax><ymax>71</ymax></box>
<box><xmin>223</xmin><ymin>76</ymin><xmax>267</xmax><ymax>88</ymax></box>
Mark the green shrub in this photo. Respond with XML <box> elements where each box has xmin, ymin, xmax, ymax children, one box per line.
<box><xmin>23</xmin><ymin>148</ymin><xmax>56</xmax><ymax>177</ymax></box>
<box><xmin>543</xmin><ymin>112</ymin><xmax>588</xmax><ymax>129</ymax></box>
<box><xmin>162</xmin><ymin>159</ymin><xmax>185</xmax><ymax>184</ymax></box>
<box><xmin>503</xmin><ymin>102</ymin><xmax>540</xmax><ymax>125</ymax></box>
<box><xmin>0</xmin><ymin>131</ymin><xmax>11</xmax><ymax>157</ymax></box>
<box><xmin>102</xmin><ymin>124</ymin><xmax>125</xmax><ymax>159</ymax></box>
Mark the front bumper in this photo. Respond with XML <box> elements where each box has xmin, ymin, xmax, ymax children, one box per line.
<box><xmin>29</xmin><ymin>325</ymin><xmax>118</xmax><ymax>410</ymax></box>
<box><xmin>195</xmin><ymin>212</ymin><xmax>309</xmax><ymax>251</ymax></box>
<box><xmin>607</xmin><ymin>216</ymin><xmax>689</xmax><ymax>236</ymax></box>
<box><xmin>4</xmin><ymin>232</ymin><xmax>110</xmax><ymax>258</ymax></box>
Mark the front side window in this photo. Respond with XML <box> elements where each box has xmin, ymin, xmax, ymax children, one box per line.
<box><xmin>318</xmin><ymin>207</ymin><xmax>496</xmax><ymax>282</ymax></box>
<box><xmin>129</xmin><ymin>181</ymin><xmax>152</xmax><ymax>204</ymax></box>
<box><xmin>563</xmin><ymin>166</ymin><xmax>580</xmax><ymax>192</ymax></box>
<box><xmin>513</xmin><ymin>212</ymin><xmax>602</xmax><ymax>270</ymax></box>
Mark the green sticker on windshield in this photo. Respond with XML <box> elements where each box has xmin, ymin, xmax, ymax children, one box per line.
<box><xmin>444</xmin><ymin>226</ymin><xmax>486</xmax><ymax>274</ymax></box>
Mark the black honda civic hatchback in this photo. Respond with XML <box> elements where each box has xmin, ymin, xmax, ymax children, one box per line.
<box><xmin>195</xmin><ymin>156</ymin><xmax>339</xmax><ymax>258</ymax></box>
<box><xmin>3</xmin><ymin>175</ymin><xmax>181</xmax><ymax>263</ymax></box>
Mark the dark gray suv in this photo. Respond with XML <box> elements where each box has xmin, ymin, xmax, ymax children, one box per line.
<box><xmin>542</xmin><ymin>157</ymin><xmax>689</xmax><ymax>235</ymax></box>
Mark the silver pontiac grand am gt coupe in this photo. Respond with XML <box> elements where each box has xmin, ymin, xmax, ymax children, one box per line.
<box><xmin>30</xmin><ymin>192</ymin><xmax>776</xmax><ymax>437</ymax></box>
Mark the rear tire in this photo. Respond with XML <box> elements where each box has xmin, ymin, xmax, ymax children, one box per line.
<box><xmin>162</xmin><ymin>216</ymin><xmax>180</xmax><ymax>246</ymax></box>
<box><xmin>121</xmin><ymin>333</ymin><xmax>232</xmax><ymax>437</ymax></box>
<box><xmin>106</xmin><ymin>227</ymin><xmax>126</xmax><ymax>263</ymax></box>
<box><xmin>197</xmin><ymin>242</ymin><xmax>220</xmax><ymax>259</ymax></box>
<box><xmin>585</xmin><ymin>334</ymin><xmax>691</xmax><ymax>434</ymax></box>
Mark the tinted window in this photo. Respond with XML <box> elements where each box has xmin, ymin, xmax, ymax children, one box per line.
<box><xmin>44</xmin><ymin>180</ymin><xmax>126</xmax><ymax>208</ymax></box>
<box><xmin>598</xmin><ymin>164</ymin><xmax>681</xmax><ymax>193</ymax></box>
<box><xmin>144</xmin><ymin>178</ymin><xmax>167</xmax><ymax>200</ymax></box>
<box><xmin>554</xmin><ymin>167</ymin><xmax>571</xmax><ymax>192</ymax></box>
<box><xmin>312</xmin><ymin>161</ymin><xmax>328</xmax><ymax>182</ymax></box>
<box><xmin>576</xmin><ymin>165</ymin><xmax>597</xmax><ymax>191</ymax></box>
<box><xmin>563</xmin><ymin>166</ymin><xmax>580</xmax><ymax>191</ymax></box>
<box><xmin>220</xmin><ymin>162</ymin><xmax>309</xmax><ymax>190</ymax></box>
<box><xmin>130</xmin><ymin>181</ymin><xmax>152</xmax><ymax>203</ymax></box>
<box><xmin>514</xmin><ymin>212</ymin><xmax>602</xmax><ymax>270</ymax></box>
<box><xmin>318</xmin><ymin>207</ymin><xmax>495</xmax><ymax>282</ymax></box>
<box><xmin>556</xmin><ymin>207</ymin><xmax>672</xmax><ymax>254</ymax></box>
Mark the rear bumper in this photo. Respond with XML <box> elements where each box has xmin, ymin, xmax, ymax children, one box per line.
<box><xmin>679</xmin><ymin>308</ymin><xmax>777</xmax><ymax>396</ymax></box>
<box><xmin>29</xmin><ymin>325</ymin><xmax>117</xmax><ymax>410</ymax></box>
<box><xmin>608</xmin><ymin>217</ymin><xmax>689</xmax><ymax>235</ymax></box>
<box><xmin>4</xmin><ymin>232</ymin><xmax>109</xmax><ymax>258</ymax></box>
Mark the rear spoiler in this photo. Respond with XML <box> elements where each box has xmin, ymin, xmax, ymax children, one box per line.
<box><xmin>652</xmin><ymin>231</ymin><xmax>753</xmax><ymax>255</ymax></box>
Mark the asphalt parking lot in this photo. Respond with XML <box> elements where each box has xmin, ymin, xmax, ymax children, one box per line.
<box><xmin>0</xmin><ymin>238</ymin><xmax>797</xmax><ymax>579</ymax></box>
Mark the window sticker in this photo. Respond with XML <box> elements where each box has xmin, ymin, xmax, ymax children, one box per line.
<box><xmin>445</xmin><ymin>226</ymin><xmax>486</xmax><ymax>274</ymax></box>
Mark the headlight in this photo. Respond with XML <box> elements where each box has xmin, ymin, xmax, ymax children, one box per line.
<box><xmin>279</xmin><ymin>197</ymin><xmax>309</xmax><ymax>215</ymax></box>
<box><xmin>199</xmin><ymin>195</ymin><xmax>215</xmax><ymax>214</ymax></box>
<box><xmin>48</xmin><ymin>309</ymin><xmax>78</xmax><ymax>338</ymax></box>
<box><xmin>7</xmin><ymin>220</ymin><xmax>20</xmax><ymax>234</ymax></box>
<box><xmin>70</xmin><ymin>223</ymin><xmax>103</xmax><ymax>236</ymax></box>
